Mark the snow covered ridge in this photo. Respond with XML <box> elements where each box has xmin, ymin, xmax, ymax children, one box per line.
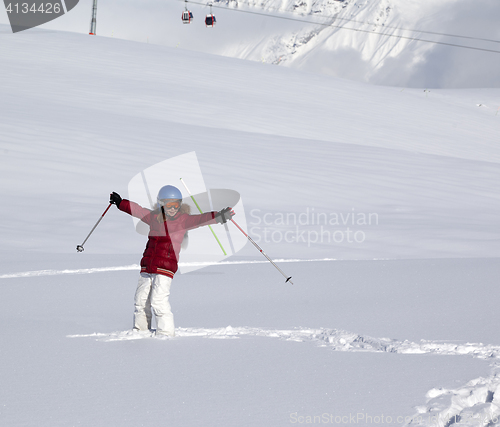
<box><xmin>217</xmin><ymin>0</ymin><xmax>500</xmax><ymax>88</ymax></box>
<box><xmin>69</xmin><ymin>326</ymin><xmax>500</xmax><ymax>427</ymax></box>
<box><xmin>224</xmin><ymin>0</ymin><xmax>401</xmax><ymax>65</ymax></box>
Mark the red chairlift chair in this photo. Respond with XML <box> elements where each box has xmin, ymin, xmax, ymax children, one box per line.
<box><xmin>205</xmin><ymin>13</ymin><xmax>216</xmax><ymax>27</ymax></box>
<box><xmin>182</xmin><ymin>10</ymin><xmax>194</xmax><ymax>23</ymax></box>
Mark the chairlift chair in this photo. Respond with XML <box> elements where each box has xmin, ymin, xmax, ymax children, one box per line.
<box><xmin>205</xmin><ymin>13</ymin><xmax>216</xmax><ymax>27</ymax></box>
<box><xmin>182</xmin><ymin>10</ymin><xmax>193</xmax><ymax>24</ymax></box>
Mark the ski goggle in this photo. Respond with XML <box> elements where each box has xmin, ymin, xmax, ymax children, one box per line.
<box><xmin>159</xmin><ymin>200</ymin><xmax>181</xmax><ymax>210</ymax></box>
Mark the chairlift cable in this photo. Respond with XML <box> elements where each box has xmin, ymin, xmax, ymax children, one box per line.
<box><xmin>205</xmin><ymin>0</ymin><xmax>500</xmax><ymax>45</ymax></box>
<box><xmin>182</xmin><ymin>0</ymin><xmax>500</xmax><ymax>54</ymax></box>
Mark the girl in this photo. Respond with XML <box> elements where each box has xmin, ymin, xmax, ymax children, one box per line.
<box><xmin>110</xmin><ymin>185</ymin><xmax>234</xmax><ymax>336</ymax></box>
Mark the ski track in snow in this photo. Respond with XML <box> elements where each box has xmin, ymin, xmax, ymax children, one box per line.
<box><xmin>0</xmin><ymin>258</ymin><xmax>349</xmax><ymax>279</ymax></box>
<box><xmin>68</xmin><ymin>325</ymin><xmax>500</xmax><ymax>360</ymax></box>
<box><xmin>68</xmin><ymin>326</ymin><xmax>500</xmax><ymax>427</ymax></box>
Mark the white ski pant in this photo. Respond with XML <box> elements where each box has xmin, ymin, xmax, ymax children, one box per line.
<box><xmin>134</xmin><ymin>273</ymin><xmax>174</xmax><ymax>336</ymax></box>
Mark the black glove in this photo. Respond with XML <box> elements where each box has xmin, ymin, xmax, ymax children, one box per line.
<box><xmin>215</xmin><ymin>207</ymin><xmax>235</xmax><ymax>224</ymax></box>
<box><xmin>110</xmin><ymin>192</ymin><xmax>122</xmax><ymax>207</ymax></box>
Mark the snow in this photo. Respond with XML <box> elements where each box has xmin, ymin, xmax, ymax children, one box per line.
<box><xmin>3</xmin><ymin>0</ymin><xmax>499</xmax><ymax>88</ymax></box>
<box><xmin>1</xmin><ymin>22</ymin><xmax>500</xmax><ymax>427</ymax></box>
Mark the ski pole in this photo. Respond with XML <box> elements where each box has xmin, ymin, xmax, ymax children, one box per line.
<box><xmin>76</xmin><ymin>203</ymin><xmax>112</xmax><ymax>252</ymax></box>
<box><xmin>230</xmin><ymin>219</ymin><xmax>293</xmax><ymax>285</ymax></box>
<box><xmin>179</xmin><ymin>178</ymin><xmax>227</xmax><ymax>255</ymax></box>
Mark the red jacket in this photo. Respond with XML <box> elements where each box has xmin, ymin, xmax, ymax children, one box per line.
<box><xmin>119</xmin><ymin>200</ymin><xmax>217</xmax><ymax>278</ymax></box>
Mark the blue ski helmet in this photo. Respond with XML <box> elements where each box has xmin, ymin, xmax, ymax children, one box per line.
<box><xmin>157</xmin><ymin>185</ymin><xmax>182</xmax><ymax>204</ymax></box>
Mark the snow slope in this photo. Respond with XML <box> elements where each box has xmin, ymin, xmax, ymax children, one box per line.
<box><xmin>227</xmin><ymin>0</ymin><xmax>500</xmax><ymax>88</ymax></box>
<box><xmin>2</xmin><ymin>0</ymin><xmax>499</xmax><ymax>88</ymax></box>
<box><xmin>1</xmin><ymin>26</ymin><xmax>500</xmax><ymax>426</ymax></box>
<box><xmin>1</xmin><ymin>26</ymin><xmax>500</xmax><ymax>260</ymax></box>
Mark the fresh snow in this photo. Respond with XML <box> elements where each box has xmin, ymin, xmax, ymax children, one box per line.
<box><xmin>0</xmin><ymin>21</ymin><xmax>500</xmax><ymax>427</ymax></box>
<box><xmin>70</xmin><ymin>326</ymin><xmax>500</xmax><ymax>361</ymax></box>
<box><xmin>6</xmin><ymin>0</ymin><xmax>499</xmax><ymax>88</ymax></box>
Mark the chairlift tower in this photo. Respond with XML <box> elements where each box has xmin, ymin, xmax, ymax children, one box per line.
<box><xmin>89</xmin><ymin>0</ymin><xmax>98</xmax><ymax>35</ymax></box>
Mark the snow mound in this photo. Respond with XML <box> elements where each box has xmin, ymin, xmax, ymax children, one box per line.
<box><xmin>404</xmin><ymin>366</ymin><xmax>500</xmax><ymax>427</ymax></box>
